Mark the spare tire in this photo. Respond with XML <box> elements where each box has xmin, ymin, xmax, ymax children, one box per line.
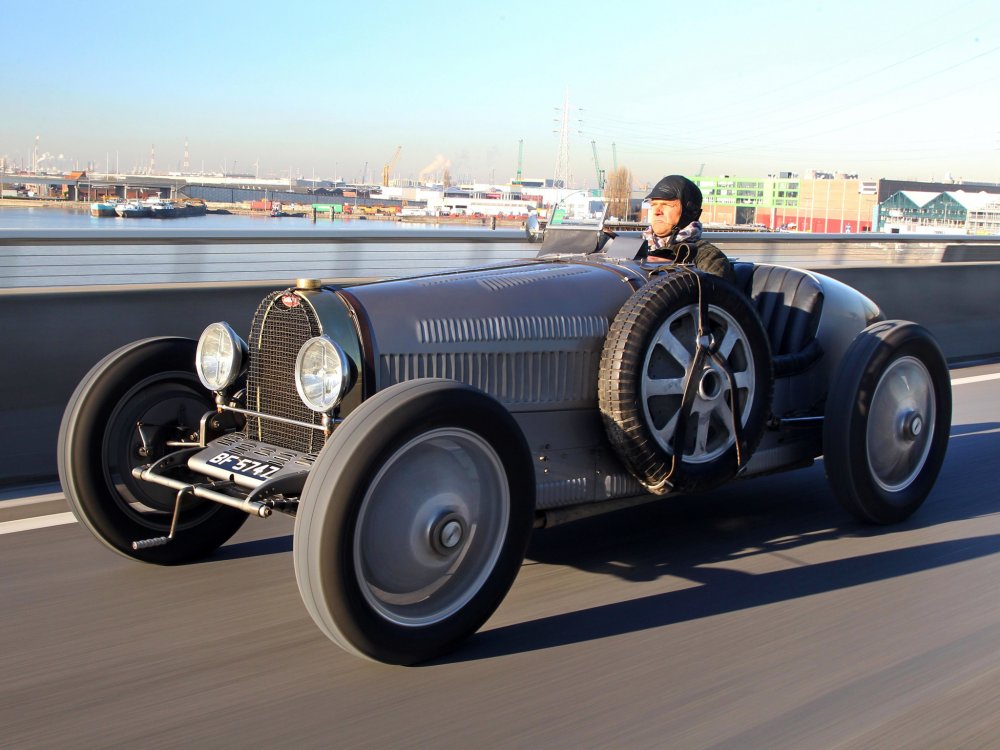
<box><xmin>599</xmin><ymin>270</ymin><xmax>773</xmax><ymax>493</ymax></box>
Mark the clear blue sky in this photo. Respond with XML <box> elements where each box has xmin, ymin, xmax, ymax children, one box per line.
<box><xmin>2</xmin><ymin>0</ymin><xmax>999</xmax><ymax>187</ymax></box>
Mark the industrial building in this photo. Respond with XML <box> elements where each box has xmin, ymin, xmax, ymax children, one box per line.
<box><xmin>691</xmin><ymin>173</ymin><xmax>878</xmax><ymax>232</ymax></box>
<box><xmin>684</xmin><ymin>174</ymin><xmax>1000</xmax><ymax>233</ymax></box>
<box><xmin>879</xmin><ymin>190</ymin><xmax>1000</xmax><ymax>234</ymax></box>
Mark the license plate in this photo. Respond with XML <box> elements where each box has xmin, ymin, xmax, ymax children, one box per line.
<box><xmin>204</xmin><ymin>451</ymin><xmax>282</xmax><ymax>481</ymax></box>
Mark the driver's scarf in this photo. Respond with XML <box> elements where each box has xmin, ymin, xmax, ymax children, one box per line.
<box><xmin>642</xmin><ymin>220</ymin><xmax>704</xmax><ymax>258</ymax></box>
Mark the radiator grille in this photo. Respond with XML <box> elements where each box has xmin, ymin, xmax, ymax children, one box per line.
<box><xmin>245</xmin><ymin>290</ymin><xmax>323</xmax><ymax>453</ymax></box>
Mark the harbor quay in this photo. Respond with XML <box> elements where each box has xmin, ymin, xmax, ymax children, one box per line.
<box><xmin>4</xmin><ymin>168</ymin><xmax>1000</xmax><ymax>234</ymax></box>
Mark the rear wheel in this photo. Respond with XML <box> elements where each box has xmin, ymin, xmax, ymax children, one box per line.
<box><xmin>824</xmin><ymin>321</ymin><xmax>951</xmax><ymax>523</ymax></box>
<box><xmin>294</xmin><ymin>379</ymin><xmax>534</xmax><ymax>665</ymax></box>
<box><xmin>58</xmin><ymin>337</ymin><xmax>247</xmax><ymax>564</ymax></box>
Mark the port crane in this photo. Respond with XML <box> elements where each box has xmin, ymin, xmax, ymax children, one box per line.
<box><xmin>591</xmin><ymin>140</ymin><xmax>605</xmax><ymax>190</ymax></box>
<box><xmin>381</xmin><ymin>146</ymin><xmax>402</xmax><ymax>187</ymax></box>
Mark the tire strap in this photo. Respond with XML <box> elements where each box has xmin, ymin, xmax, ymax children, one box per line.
<box><xmin>669</xmin><ymin>343</ymin><xmax>709</xmax><ymax>476</ymax></box>
<box><xmin>695</xmin><ymin>267</ymin><xmax>746</xmax><ymax>470</ymax></box>
<box><xmin>708</xmin><ymin>348</ymin><xmax>747</xmax><ymax>469</ymax></box>
<box><xmin>648</xmin><ymin>268</ymin><xmax>747</xmax><ymax>492</ymax></box>
<box><xmin>654</xmin><ymin>269</ymin><xmax>707</xmax><ymax>491</ymax></box>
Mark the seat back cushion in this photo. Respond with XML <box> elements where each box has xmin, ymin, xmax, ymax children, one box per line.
<box><xmin>750</xmin><ymin>266</ymin><xmax>824</xmax><ymax>376</ymax></box>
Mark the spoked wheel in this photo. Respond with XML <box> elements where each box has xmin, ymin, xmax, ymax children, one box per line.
<box><xmin>642</xmin><ymin>303</ymin><xmax>758</xmax><ymax>463</ymax></box>
<box><xmin>600</xmin><ymin>270</ymin><xmax>772</xmax><ymax>492</ymax></box>
<box><xmin>294</xmin><ymin>379</ymin><xmax>534</xmax><ymax>665</ymax></box>
<box><xmin>58</xmin><ymin>337</ymin><xmax>247</xmax><ymax>564</ymax></box>
<box><xmin>824</xmin><ymin>320</ymin><xmax>951</xmax><ymax>524</ymax></box>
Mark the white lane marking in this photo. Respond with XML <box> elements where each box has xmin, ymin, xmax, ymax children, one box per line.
<box><xmin>0</xmin><ymin>492</ymin><xmax>64</xmax><ymax>508</ymax></box>
<box><xmin>951</xmin><ymin>373</ymin><xmax>1000</xmax><ymax>386</ymax></box>
<box><xmin>0</xmin><ymin>512</ymin><xmax>77</xmax><ymax>535</ymax></box>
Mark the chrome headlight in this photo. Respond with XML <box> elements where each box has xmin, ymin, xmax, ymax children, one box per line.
<box><xmin>195</xmin><ymin>322</ymin><xmax>247</xmax><ymax>391</ymax></box>
<box><xmin>295</xmin><ymin>335</ymin><xmax>352</xmax><ymax>413</ymax></box>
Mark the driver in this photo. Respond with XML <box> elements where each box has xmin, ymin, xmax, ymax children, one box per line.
<box><xmin>639</xmin><ymin>174</ymin><xmax>735</xmax><ymax>284</ymax></box>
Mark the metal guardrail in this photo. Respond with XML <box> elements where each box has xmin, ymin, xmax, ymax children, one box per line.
<box><xmin>0</xmin><ymin>228</ymin><xmax>530</xmax><ymax>288</ymax></box>
<box><xmin>2</xmin><ymin>228</ymin><xmax>999</xmax><ymax>289</ymax></box>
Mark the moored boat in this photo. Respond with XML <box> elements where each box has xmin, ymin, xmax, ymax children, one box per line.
<box><xmin>115</xmin><ymin>200</ymin><xmax>152</xmax><ymax>218</ymax></box>
<box><xmin>142</xmin><ymin>197</ymin><xmax>207</xmax><ymax>218</ymax></box>
<box><xmin>90</xmin><ymin>201</ymin><xmax>119</xmax><ymax>217</ymax></box>
<box><xmin>148</xmin><ymin>198</ymin><xmax>180</xmax><ymax>218</ymax></box>
<box><xmin>182</xmin><ymin>199</ymin><xmax>207</xmax><ymax>217</ymax></box>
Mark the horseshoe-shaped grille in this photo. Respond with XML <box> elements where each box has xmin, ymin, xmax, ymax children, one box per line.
<box><xmin>244</xmin><ymin>290</ymin><xmax>323</xmax><ymax>453</ymax></box>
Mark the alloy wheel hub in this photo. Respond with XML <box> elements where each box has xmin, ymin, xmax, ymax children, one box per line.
<box><xmin>698</xmin><ymin>369</ymin><xmax>723</xmax><ymax>401</ymax></box>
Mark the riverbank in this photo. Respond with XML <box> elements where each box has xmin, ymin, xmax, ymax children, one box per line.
<box><xmin>398</xmin><ymin>215</ymin><xmax>525</xmax><ymax>228</ymax></box>
<box><xmin>0</xmin><ymin>198</ymin><xmax>85</xmax><ymax>209</ymax></box>
<box><xmin>1</xmin><ymin>199</ymin><xmax>528</xmax><ymax>229</ymax></box>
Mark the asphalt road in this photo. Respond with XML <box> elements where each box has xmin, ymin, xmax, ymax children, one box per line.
<box><xmin>2</xmin><ymin>362</ymin><xmax>999</xmax><ymax>749</ymax></box>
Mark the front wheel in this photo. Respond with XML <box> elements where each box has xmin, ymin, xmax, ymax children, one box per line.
<box><xmin>294</xmin><ymin>379</ymin><xmax>534</xmax><ymax>665</ymax></box>
<box><xmin>823</xmin><ymin>320</ymin><xmax>951</xmax><ymax>524</ymax></box>
<box><xmin>58</xmin><ymin>337</ymin><xmax>248</xmax><ymax>564</ymax></box>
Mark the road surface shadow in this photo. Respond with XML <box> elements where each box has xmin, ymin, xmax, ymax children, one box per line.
<box><xmin>524</xmin><ymin>423</ymin><xmax>1000</xmax><ymax>579</ymax></box>
<box><xmin>211</xmin><ymin>534</ymin><xmax>293</xmax><ymax>560</ymax></box>
<box><xmin>445</xmin><ymin>533</ymin><xmax>1000</xmax><ymax>663</ymax></box>
<box><xmin>437</xmin><ymin>425</ymin><xmax>1000</xmax><ymax>663</ymax></box>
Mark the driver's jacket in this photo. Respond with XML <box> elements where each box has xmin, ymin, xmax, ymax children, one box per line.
<box><xmin>639</xmin><ymin>238</ymin><xmax>736</xmax><ymax>284</ymax></box>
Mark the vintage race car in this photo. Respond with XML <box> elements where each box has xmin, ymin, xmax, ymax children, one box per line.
<box><xmin>59</xmin><ymin>220</ymin><xmax>952</xmax><ymax>665</ymax></box>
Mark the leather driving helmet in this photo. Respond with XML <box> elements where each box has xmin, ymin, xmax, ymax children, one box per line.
<box><xmin>647</xmin><ymin>175</ymin><xmax>704</xmax><ymax>229</ymax></box>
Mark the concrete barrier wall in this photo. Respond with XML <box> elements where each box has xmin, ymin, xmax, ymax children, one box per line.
<box><xmin>817</xmin><ymin>264</ymin><xmax>1000</xmax><ymax>364</ymax></box>
<box><xmin>1</xmin><ymin>281</ymin><xmax>289</xmax><ymax>486</ymax></box>
<box><xmin>2</xmin><ymin>242</ymin><xmax>999</xmax><ymax>487</ymax></box>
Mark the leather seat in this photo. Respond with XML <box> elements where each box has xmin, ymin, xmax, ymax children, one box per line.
<box><xmin>731</xmin><ymin>263</ymin><xmax>824</xmax><ymax>377</ymax></box>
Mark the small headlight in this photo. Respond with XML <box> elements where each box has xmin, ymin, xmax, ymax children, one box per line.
<box><xmin>295</xmin><ymin>335</ymin><xmax>352</xmax><ymax>413</ymax></box>
<box><xmin>196</xmin><ymin>322</ymin><xmax>246</xmax><ymax>392</ymax></box>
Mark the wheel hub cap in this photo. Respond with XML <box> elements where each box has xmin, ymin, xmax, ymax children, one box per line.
<box><xmin>354</xmin><ymin>428</ymin><xmax>510</xmax><ymax>627</ymax></box>
<box><xmin>898</xmin><ymin>410</ymin><xmax>924</xmax><ymax>441</ymax></box>
<box><xmin>430</xmin><ymin>512</ymin><xmax>466</xmax><ymax>554</ymax></box>
<box><xmin>866</xmin><ymin>356</ymin><xmax>936</xmax><ymax>493</ymax></box>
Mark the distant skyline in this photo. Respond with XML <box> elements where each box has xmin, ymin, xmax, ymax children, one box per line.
<box><xmin>2</xmin><ymin>0</ymin><xmax>1000</xmax><ymax>187</ymax></box>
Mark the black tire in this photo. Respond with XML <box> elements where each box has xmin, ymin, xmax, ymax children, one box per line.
<box><xmin>294</xmin><ymin>378</ymin><xmax>534</xmax><ymax>665</ymax></box>
<box><xmin>600</xmin><ymin>270</ymin><xmax>773</xmax><ymax>493</ymax></box>
<box><xmin>823</xmin><ymin>320</ymin><xmax>951</xmax><ymax>524</ymax></box>
<box><xmin>57</xmin><ymin>337</ymin><xmax>248</xmax><ymax>564</ymax></box>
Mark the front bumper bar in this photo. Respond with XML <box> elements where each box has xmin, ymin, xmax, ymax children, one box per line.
<box><xmin>131</xmin><ymin>438</ymin><xmax>314</xmax><ymax>518</ymax></box>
